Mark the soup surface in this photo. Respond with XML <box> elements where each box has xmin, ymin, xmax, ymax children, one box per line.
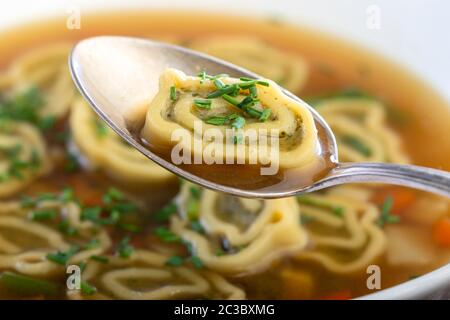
<box><xmin>0</xmin><ymin>11</ymin><xmax>449</xmax><ymax>300</ymax></box>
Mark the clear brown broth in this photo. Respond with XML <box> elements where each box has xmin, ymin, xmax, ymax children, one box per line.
<box><xmin>0</xmin><ymin>11</ymin><xmax>449</xmax><ymax>299</ymax></box>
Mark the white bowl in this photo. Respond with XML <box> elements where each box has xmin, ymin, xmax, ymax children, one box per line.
<box><xmin>1</xmin><ymin>0</ymin><xmax>449</xmax><ymax>300</ymax></box>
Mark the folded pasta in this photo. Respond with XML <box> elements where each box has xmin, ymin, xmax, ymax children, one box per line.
<box><xmin>189</xmin><ymin>36</ymin><xmax>308</xmax><ymax>93</ymax></box>
<box><xmin>293</xmin><ymin>186</ymin><xmax>387</xmax><ymax>274</ymax></box>
<box><xmin>140</xmin><ymin>69</ymin><xmax>320</xmax><ymax>173</ymax></box>
<box><xmin>0</xmin><ymin>197</ymin><xmax>111</xmax><ymax>276</ymax></box>
<box><xmin>70</xmin><ymin>99</ymin><xmax>174</xmax><ymax>185</ymax></box>
<box><xmin>5</xmin><ymin>44</ymin><xmax>76</xmax><ymax>118</ymax></box>
<box><xmin>169</xmin><ymin>182</ymin><xmax>308</xmax><ymax>275</ymax></box>
<box><xmin>0</xmin><ymin>122</ymin><xmax>51</xmax><ymax>198</ymax></box>
<box><xmin>72</xmin><ymin>250</ymin><xmax>245</xmax><ymax>300</ymax></box>
<box><xmin>315</xmin><ymin>98</ymin><xmax>409</xmax><ymax>163</ymax></box>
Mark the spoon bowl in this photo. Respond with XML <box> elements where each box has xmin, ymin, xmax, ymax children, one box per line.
<box><xmin>70</xmin><ymin>36</ymin><xmax>450</xmax><ymax>198</ymax></box>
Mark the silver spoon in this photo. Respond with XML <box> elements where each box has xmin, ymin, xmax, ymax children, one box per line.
<box><xmin>69</xmin><ymin>36</ymin><xmax>450</xmax><ymax>199</ymax></box>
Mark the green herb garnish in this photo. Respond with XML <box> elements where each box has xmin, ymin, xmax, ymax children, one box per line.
<box><xmin>341</xmin><ymin>135</ymin><xmax>372</xmax><ymax>157</ymax></box>
<box><xmin>117</xmin><ymin>237</ymin><xmax>134</xmax><ymax>258</ymax></box>
<box><xmin>166</xmin><ymin>255</ymin><xmax>184</xmax><ymax>267</ymax></box>
<box><xmin>205</xmin><ymin>116</ymin><xmax>229</xmax><ymax>126</ymax></box>
<box><xmin>154</xmin><ymin>227</ymin><xmax>180</xmax><ymax>242</ymax></box>
<box><xmin>297</xmin><ymin>196</ymin><xmax>344</xmax><ymax>217</ymax></box>
<box><xmin>28</xmin><ymin>209</ymin><xmax>58</xmax><ymax>221</ymax></box>
<box><xmin>102</xmin><ymin>187</ymin><xmax>124</xmax><ymax>204</ymax></box>
<box><xmin>190</xmin><ymin>220</ymin><xmax>205</xmax><ymax>234</ymax></box>
<box><xmin>90</xmin><ymin>255</ymin><xmax>109</xmax><ymax>264</ymax></box>
<box><xmin>94</xmin><ymin>119</ymin><xmax>108</xmax><ymax>137</ymax></box>
<box><xmin>46</xmin><ymin>246</ymin><xmax>80</xmax><ymax>265</ymax></box>
<box><xmin>0</xmin><ymin>272</ymin><xmax>59</xmax><ymax>296</ymax></box>
<box><xmin>206</xmin><ymin>84</ymin><xmax>238</xmax><ymax>99</ymax></box>
<box><xmin>65</xmin><ymin>153</ymin><xmax>80</xmax><ymax>173</ymax></box>
<box><xmin>81</xmin><ymin>206</ymin><xmax>102</xmax><ymax>222</ymax></box>
<box><xmin>190</xmin><ymin>256</ymin><xmax>203</xmax><ymax>269</ymax></box>
<box><xmin>377</xmin><ymin>196</ymin><xmax>400</xmax><ymax>227</ymax></box>
<box><xmin>153</xmin><ymin>202</ymin><xmax>178</xmax><ymax>222</ymax></box>
<box><xmin>231</xmin><ymin>116</ymin><xmax>246</xmax><ymax>130</ymax></box>
<box><xmin>119</xmin><ymin>223</ymin><xmax>141</xmax><ymax>233</ymax></box>
<box><xmin>58</xmin><ymin>219</ymin><xmax>78</xmax><ymax>236</ymax></box>
<box><xmin>259</xmin><ymin>108</ymin><xmax>272</xmax><ymax>122</ymax></box>
<box><xmin>80</xmin><ymin>281</ymin><xmax>97</xmax><ymax>295</ymax></box>
<box><xmin>170</xmin><ymin>86</ymin><xmax>178</xmax><ymax>101</ymax></box>
<box><xmin>193</xmin><ymin>98</ymin><xmax>212</xmax><ymax>109</ymax></box>
<box><xmin>83</xmin><ymin>238</ymin><xmax>101</xmax><ymax>250</ymax></box>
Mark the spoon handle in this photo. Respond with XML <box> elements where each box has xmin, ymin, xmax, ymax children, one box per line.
<box><xmin>314</xmin><ymin>162</ymin><xmax>450</xmax><ymax>197</ymax></box>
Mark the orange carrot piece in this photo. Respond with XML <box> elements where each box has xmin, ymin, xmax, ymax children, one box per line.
<box><xmin>433</xmin><ymin>218</ymin><xmax>450</xmax><ymax>247</ymax></box>
<box><xmin>372</xmin><ymin>187</ymin><xmax>416</xmax><ymax>214</ymax></box>
<box><xmin>320</xmin><ymin>290</ymin><xmax>352</xmax><ymax>300</ymax></box>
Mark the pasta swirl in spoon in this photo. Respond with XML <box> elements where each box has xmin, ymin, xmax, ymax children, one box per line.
<box><xmin>140</xmin><ymin>68</ymin><xmax>321</xmax><ymax>179</ymax></box>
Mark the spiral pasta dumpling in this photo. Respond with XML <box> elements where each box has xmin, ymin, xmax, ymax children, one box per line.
<box><xmin>141</xmin><ymin>68</ymin><xmax>320</xmax><ymax>172</ymax></box>
<box><xmin>189</xmin><ymin>36</ymin><xmax>308</xmax><ymax>93</ymax></box>
<box><xmin>0</xmin><ymin>197</ymin><xmax>111</xmax><ymax>276</ymax></box>
<box><xmin>169</xmin><ymin>182</ymin><xmax>308</xmax><ymax>275</ymax></box>
<box><xmin>5</xmin><ymin>44</ymin><xmax>76</xmax><ymax>118</ymax></box>
<box><xmin>293</xmin><ymin>186</ymin><xmax>387</xmax><ymax>274</ymax></box>
<box><xmin>316</xmin><ymin>98</ymin><xmax>409</xmax><ymax>163</ymax></box>
<box><xmin>73</xmin><ymin>250</ymin><xmax>245</xmax><ymax>300</ymax></box>
<box><xmin>70</xmin><ymin>99</ymin><xmax>174</xmax><ymax>185</ymax></box>
<box><xmin>0</xmin><ymin>122</ymin><xmax>51</xmax><ymax>198</ymax></box>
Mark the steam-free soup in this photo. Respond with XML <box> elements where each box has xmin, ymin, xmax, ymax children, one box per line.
<box><xmin>0</xmin><ymin>11</ymin><xmax>449</xmax><ymax>300</ymax></box>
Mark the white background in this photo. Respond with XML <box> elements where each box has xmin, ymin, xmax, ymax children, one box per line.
<box><xmin>0</xmin><ymin>0</ymin><xmax>449</xmax><ymax>100</ymax></box>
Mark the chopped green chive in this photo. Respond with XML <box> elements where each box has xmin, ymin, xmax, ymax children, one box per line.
<box><xmin>377</xmin><ymin>196</ymin><xmax>400</xmax><ymax>227</ymax></box>
<box><xmin>154</xmin><ymin>227</ymin><xmax>180</xmax><ymax>242</ymax></box>
<box><xmin>80</xmin><ymin>281</ymin><xmax>97</xmax><ymax>295</ymax></box>
<box><xmin>102</xmin><ymin>187</ymin><xmax>124</xmax><ymax>204</ymax></box>
<box><xmin>28</xmin><ymin>209</ymin><xmax>58</xmax><ymax>221</ymax></box>
<box><xmin>193</xmin><ymin>99</ymin><xmax>212</xmax><ymax>109</ymax></box>
<box><xmin>259</xmin><ymin>108</ymin><xmax>272</xmax><ymax>122</ymax></box>
<box><xmin>83</xmin><ymin>238</ymin><xmax>101</xmax><ymax>250</ymax></box>
<box><xmin>59</xmin><ymin>188</ymin><xmax>74</xmax><ymax>202</ymax></box>
<box><xmin>213</xmin><ymin>78</ymin><xmax>225</xmax><ymax>89</ymax></box>
<box><xmin>81</xmin><ymin>206</ymin><xmax>102</xmax><ymax>222</ymax></box>
<box><xmin>153</xmin><ymin>202</ymin><xmax>178</xmax><ymax>222</ymax></box>
<box><xmin>222</xmin><ymin>94</ymin><xmax>240</xmax><ymax>106</ymax></box>
<box><xmin>341</xmin><ymin>135</ymin><xmax>372</xmax><ymax>157</ymax></box>
<box><xmin>65</xmin><ymin>153</ymin><xmax>80</xmax><ymax>173</ymax></box>
<box><xmin>46</xmin><ymin>246</ymin><xmax>80</xmax><ymax>265</ymax></box>
<box><xmin>0</xmin><ymin>272</ymin><xmax>59</xmax><ymax>297</ymax></box>
<box><xmin>170</xmin><ymin>86</ymin><xmax>177</xmax><ymax>101</ymax></box>
<box><xmin>166</xmin><ymin>255</ymin><xmax>184</xmax><ymax>267</ymax></box>
<box><xmin>231</xmin><ymin>116</ymin><xmax>246</xmax><ymax>130</ymax></box>
<box><xmin>90</xmin><ymin>255</ymin><xmax>109</xmax><ymax>263</ymax></box>
<box><xmin>186</xmin><ymin>198</ymin><xmax>199</xmax><ymax>221</ymax></box>
<box><xmin>109</xmin><ymin>202</ymin><xmax>137</xmax><ymax>214</ymax></box>
<box><xmin>197</xmin><ymin>71</ymin><xmax>207</xmax><ymax>83</ymax></box>
<box><xmin>58</xmin><ymin>220</ymin><xmax>78</xmax><ymax>236</ymax></box>
<box><xmin>205</xmin><ymin>116</ymin><xmax>229</xmax><ymax>126</ymax></box>
<box><xmin>249</xmin><ymin>86</ymin><xmax>258</xmax><ymax>98</ymax></box>
<box><xmin>94</xmin><ymin>120</ymin><xmax>108</xmax><ymax>137</ymax></box>
<box><xmin>117</xmin><ymin>237</ymin><xmax>134</xmax><ymax>258</ymax></box>
<box><xmin>206</xmin><ymin>84</ymin><xmax>238</xmax><ymax>99</ymax></box>
<box><xmin>119</xmin><ymin>223</ymin><xmax>141</xmax><ymax>233</ymax></box>
<box><xmin>190</xmin><ymin>220</ymin><xmax>205</xmax><ymax>234</ymax></box>
<box><xmin>300</xmin><ymin>215</ymin><xmax>315</xmax><ymax>225</ymax></box>
<box><xmin>190</xmin><ymin>256</ymin><xmax>203</xmax><ymax>269</ymax></box>
<box><xmin>297</xmin><ymin>196</ymin><xmax>344</xmax><ymax>217</ymax></box>
<box><xmin>189</xmin><ymin>186</ymin><xmax>201</xmax><ymax>199</ymax></box>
